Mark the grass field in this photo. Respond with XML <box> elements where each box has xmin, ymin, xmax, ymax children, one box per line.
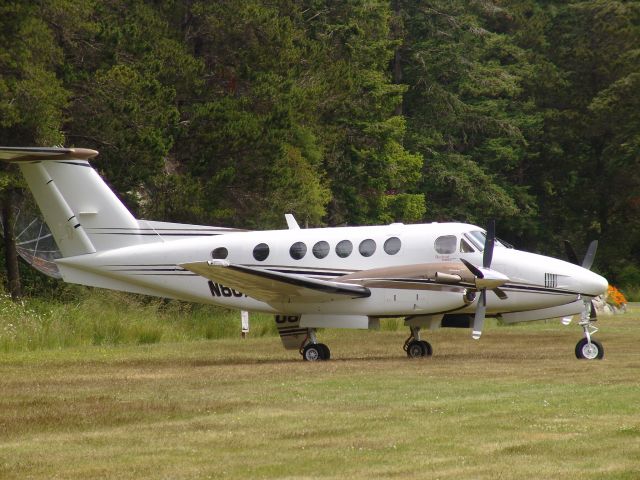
<box><xmin>1</xmin><ymin>308</ymin><xmax>639</xmax><ymax>479</ymax></box>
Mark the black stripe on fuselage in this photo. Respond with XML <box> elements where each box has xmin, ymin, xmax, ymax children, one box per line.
<box><xmin>272</xmin><ymin>269</ymin><xmax>352</xmax><ymax>278</ymax></box>
<box><xmin>129</xmin><ymin>273</ymin><xmax>198</xmax><ymax>276</ymax></box>
<box><xmin>248</xmin><ymin>264</ymin><xmax>355</xmax><ymax>273</ymax></box>
<box><xmin>54</xmin><ymin>161</ymin><xmax>92</xmax><ymax>167</ymax></box>
<box><xmin>87</xmin><ymin>227</ymin><xmax>246</xmax><ymax>232</ymax></box>
<box><xmin>108</xmin><ymin>268</ymin><xmax>187</xmax><ymax>272</ymax></box>
<box><xmin>90</xmin><ymin>232</ymin><xmax>223</xmax><ymax>237</ymax></box>
<box><xmin>346</xmin><ymin>276</ymin><xmax>582</xmax><ymax>297</ymax></box>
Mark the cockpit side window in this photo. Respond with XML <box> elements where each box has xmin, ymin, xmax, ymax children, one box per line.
<box><xmin>434</xmin><ymin>235</ymin><xmax>457</xmax><ymax>254</ymax></box>
<box><xmin>460</xmin><ymin>238</ymin><xmax>475</xmax><ymax>253</ymax></box>
<box><xmin>465</xmin><ymin>230</ymin><xmax>507</xmax><ymax>251</ymax></box>
<box><xmin>466</xmin><ymin>231</ymin><xmax>486</xmax><ymax>251</ymax></box>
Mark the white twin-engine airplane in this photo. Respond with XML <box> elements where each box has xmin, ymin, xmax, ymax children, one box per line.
<box><xmin>0</xmin><ymin>147</ymin><xmax>609</xmax><ymax>361</ymax></box>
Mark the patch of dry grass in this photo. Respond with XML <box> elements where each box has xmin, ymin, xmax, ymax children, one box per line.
<box><xmin>1</xmin><ymin>311</ymin><xmax>639</xmax><ymax>479</ymax></box>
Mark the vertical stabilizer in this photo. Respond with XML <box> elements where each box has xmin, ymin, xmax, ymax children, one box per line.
<box><xmin>19</xmin><ymin>162</ymin><xmax>96</xmax><ymax>257</ymax></box>
<box><xmin>0</xmin><ymin>147</ymin><xmax>143</xmax><ymax>256</ymax></box>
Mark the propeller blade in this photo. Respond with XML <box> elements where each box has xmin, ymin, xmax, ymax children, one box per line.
<box><xmin>589</xmin><ymin>299</ymin><xmax>598</xmax><ymax>320</ymax></box>
<box><xmin>564</xmin><ymin>240</ymin><xmax>579</xmax><ymax>265</ymax></box>
<box><xmin>582</xmin><ymin>240</ymin><xmax>598</xmax><ymax>270</ymax></box>
<box><xmin>472</xmin><ymin>289</ymin><xmax>487</xmax><ymax>340</ymax></box>
<box><xmin>561</xmin><ymin>316</ymin><xmax>573</xmax><ymax>326</ymax></box>
<box><xmin>461</xmin><ymin>258</ymin><xmax>484</xmax><ymax>279</ymax></box>
<box><xmin>494</xmin><ymin>287</ymin><xmax>508</xmax><ymax>300</ymax></box>
<box><xmin>483</xmin><ymin>219</ymin><xmax>496</xmax><ymax>269</ymax></box>
<box><xmin>461</xmin><ymin>258</ymin><xmax>509</xmax><ymax>294</ymax></box>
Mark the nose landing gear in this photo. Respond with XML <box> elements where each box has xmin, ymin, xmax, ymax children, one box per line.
<box><xmin>575</xmin><ymin>300</ymin><xmax>604</xmax><ymax>360</ymax></box>
<box><xmin>575</xmin><ymin>337</ymin><xmax>603</xmax><ymax>360</ymax></box>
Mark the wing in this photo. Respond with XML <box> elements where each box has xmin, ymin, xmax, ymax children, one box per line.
<box><xmin>180</xmin><ymin>261</ymin><xmax>370</xmax><ymax>303</ymax></box>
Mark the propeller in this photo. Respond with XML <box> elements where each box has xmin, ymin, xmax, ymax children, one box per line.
<box><xmin>582</xmin><ymin>240</ymin><xmax>598</xmax><ymax>270</ymax></box>
<box><xmin>564</xmin><ymin>239</ymin><xmax>598</xmax><ymax>269</ymax></box>
<box><xmin>461</xmin><ymin>220</ymin><xmax>509</xmax><ymax>340</ymax></box>
<box><xmin>561</xmin><ymin>239</ymin><xmax>599</xmax><ymax>326</ymax></box>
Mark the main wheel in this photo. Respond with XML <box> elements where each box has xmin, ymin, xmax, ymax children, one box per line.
<box><xmin>418</xmin><ymin>340</ymin><xmax>433</xmax><ymax>357</ymax></box>
<box><xmin>302</xmin><ymin>343</ymin><xmax>330</xmax><ymax>361</ymax></box>
<box><xmin>317</xmin><ymin>343</ymin><xmax>331</xmax><ymax>360</ymax></box>
<box><xmin>575</xmin><ymin>338</ymin><xmax>604</xmax><ymax>360</ymax></box>
<box><xmin>406</xmin><ymin>340</ymin><xmax>427</xmax><ymax>358</ymax></box>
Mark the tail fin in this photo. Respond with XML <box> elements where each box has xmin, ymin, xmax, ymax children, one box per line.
<box><xmin>0</xmin><ymin>147</ymin><xmax>141</xmax><ymax>256</ymax></box>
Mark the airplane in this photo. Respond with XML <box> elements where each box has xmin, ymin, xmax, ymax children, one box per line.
<box><xmin>0</xmin><ymin>146</ymin><xmax>609</xmax><ymax>361</ymax></box>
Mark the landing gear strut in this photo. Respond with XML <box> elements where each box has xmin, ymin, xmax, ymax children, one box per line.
<box><xmin>300</xmin><ymin>329</ymin><xmax>331</xmax><ymax>361</ymax></box>
<box><xmin>575</xmin><ymin>300</ymin><xmax>604</xmax><ymax>360</ymax></box>
<box><xmin>403</xmin><ymin>326</ymin><xmax>433</xmax><ymax>358</ymax></box>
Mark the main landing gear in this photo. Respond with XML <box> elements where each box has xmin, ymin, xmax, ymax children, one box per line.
<box><xmin>575</xmin><ymin>301</ymin><xmax>604</xmax><ymax>360</ymax></box>
<box><xmin>298</xmin><ymin>326</ymin><xmax>436</xmax><ymax>361</ymax></box>
<box><xmin>403</xmin><ymin>326</ymin><xmax>433</xmax><ymax>359</ymax></box>
<box><xmin>300</xmin><ymin>329</ymin><xmax>331</xmax><ymax>361</ymax></box>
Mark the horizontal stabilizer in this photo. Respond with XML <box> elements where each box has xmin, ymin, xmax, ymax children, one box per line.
<box><xmin>180</xmin><ymin>261</ymin><xmax>371</xmax><ymax>304</ymax></box>
<box><xmin>0</xmin><ymin>146</ymin><xmax>98</xmax><ymax>162</ymax></box>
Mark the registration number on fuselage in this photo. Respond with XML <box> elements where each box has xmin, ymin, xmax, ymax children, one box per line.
<box><xmin>208</xmin><ymin>281</ymin><xmax>246</xmax><ymax>298</ymax></box>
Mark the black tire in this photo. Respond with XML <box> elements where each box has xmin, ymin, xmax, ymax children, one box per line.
<box><xmin>575</xmin><ymin>338</ymin><xmax>604</xmax><ymax>360</ymax></box>
<box><xmin>406</xmin><ymin>340</ymin><xmax>427</xmax><ymax>358</ymax></box>
<box><xmin>419</xmin><ymin>340</ymin><xmax>433</xmax><ymax>357</ymax></box>
<box><xmin>317</xmin><ymin>343</ymin><xmax>331</xmax><ymax>360</ymax></box>
<box><xmin>302</xmin><ymin>344</ymin><xmax>323</xmax><ymax>361</ymax></box>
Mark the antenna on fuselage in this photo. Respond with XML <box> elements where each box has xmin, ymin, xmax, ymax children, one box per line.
<box><xmin>285</xmin><ymin>214</ymin><xmax>300</xmax><ymax>230</ymax></box>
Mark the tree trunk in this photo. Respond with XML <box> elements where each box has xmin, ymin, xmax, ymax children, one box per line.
<box><xmin>2</xmin><ymin>189</ymin><xmax>22</xmax><ymax>300</ymax></box>
<box><xmin>392</xmin><ymin>0</ymin><xmax>403</xmax><ymax>116</ymax></box>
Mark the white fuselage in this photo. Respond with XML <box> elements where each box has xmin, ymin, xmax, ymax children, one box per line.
<box><xmin>55</xmin><ymin>222</ymin><xmax>608</xmax><ymax>319</ymax></box>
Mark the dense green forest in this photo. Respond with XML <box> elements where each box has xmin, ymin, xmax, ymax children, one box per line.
<box><xmin>0</xmin><ymin>0</ymin><xmax>639</xmax><ymax>294</ymax></box>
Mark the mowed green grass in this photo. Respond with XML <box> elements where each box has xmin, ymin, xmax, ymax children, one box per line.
<box><xmin>1</xmin><ymin>312</ymin><xmax>639</xmax><ymax>479</ymax></box>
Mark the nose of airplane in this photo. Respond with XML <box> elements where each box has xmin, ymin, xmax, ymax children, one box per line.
<box><xmin>580</xmin><ymin>269</ymin><xmax>609</xmax><ymax>296</ymax></box>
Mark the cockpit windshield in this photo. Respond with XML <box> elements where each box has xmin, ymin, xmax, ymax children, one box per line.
<box><xmin>464</xmin><ymin>231</ymin><xmax>509</xmax><ymax>251</ymax></box>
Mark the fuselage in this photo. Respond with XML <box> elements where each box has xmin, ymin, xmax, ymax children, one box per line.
<box><xmin>56</xmin><ymin>222</ymin><xmax>608</xmax><ymax>318</ymax></box>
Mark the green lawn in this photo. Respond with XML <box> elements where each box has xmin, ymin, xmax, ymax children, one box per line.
<box><xmin>1</xmin><ymin>311</ymin><xmax>639</xmax><ymax>479</ymax></box>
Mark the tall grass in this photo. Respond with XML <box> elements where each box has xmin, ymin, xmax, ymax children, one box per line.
<box><xmin>0</xmin><ymin>288</ymin><xmax>279</xmax><ymax>352</ymax></box>
<box><xmin>0</xmin><ymin>285</ymin><xmax>410</xmax><ymax>352</ymax></box>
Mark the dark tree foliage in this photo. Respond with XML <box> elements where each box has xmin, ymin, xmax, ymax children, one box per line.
<box><xmin>0</xmin><ymin>0</ymin><xmax>639</xmax><ymax>293</ymax></box>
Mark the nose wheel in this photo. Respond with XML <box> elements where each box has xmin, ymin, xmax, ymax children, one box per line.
<box><xmin>575</xmin><ymin>338</ymin><xmax>604</xmax><ymax>360</ymax></box>
<box><xmin>575</xmin><ymin>299</ymin><xmax>604</xmax><ymax>360</ymax></box>
<box><xmin>404</xmin><ymin>326</ymin><xmax>433</xmax><ymax>358</ymax></box>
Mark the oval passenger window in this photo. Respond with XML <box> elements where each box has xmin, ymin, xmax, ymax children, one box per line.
<box><xmin>383</xmin><ymin>237</ymin><xmax>401</xmax><ymax>255</ymax></box>
<box><xmin>211</xmin><ymin>247</ymin><xmax>228</xmax><ymax>259</ymax></box>
<box><xmin>312</xmin><ymin>241</ymin><xmax>330</xmax><ymax>259</ymax></box>
<box><xmin>359</xmin><ymin>239</ymin><xmax>376</xmax><ymax>257</ymax></box>
<box><xmin>335</xmin><ymin>240</ymin><xmax>353</xmax><ymax>258</ymax></box>
<box><xmin>290</xmin><ymin>242</ymin><xmax>307</xmax><ymax>260</ymax></box>
<box><xmin>253</xmin><ymin>243</ymin><xmax>270</xmax><ymax>261</ymax></box>
<box><xmin>434</xmin><ymin>235</ymin><xmax>457</xmax><ymax>255</ymax></box>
